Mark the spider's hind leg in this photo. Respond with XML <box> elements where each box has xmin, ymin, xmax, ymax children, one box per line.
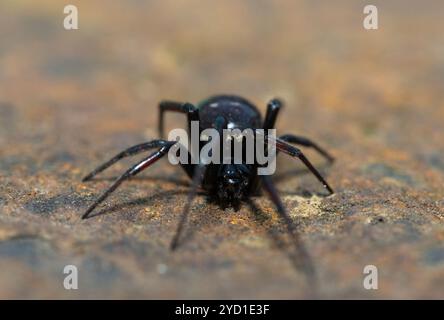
<box><xmin>263</xmin><ymin>98</ymin><xmax>283</xmax><ymax>129</ymax></box>
<box><xmin>158</xmin><ymin>100</ymin><xmax>200</xmax><ymax>178</ymax></box>
<box><xmin>158</xmin><ymin>101</ymin><xmax>199</xmax><ymax>138</ymax></box>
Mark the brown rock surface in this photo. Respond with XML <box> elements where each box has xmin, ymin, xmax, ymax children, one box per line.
<box><xmin>0</xmin><ymin>0</ymin><xmax>443</xmax><ymax>298</ymax></box>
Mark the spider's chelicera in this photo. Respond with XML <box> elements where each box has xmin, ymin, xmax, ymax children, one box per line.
<box><xmin>81</xmin><ymin>95</ymin><xmax>334</xmax><ymax>250</ymax></box>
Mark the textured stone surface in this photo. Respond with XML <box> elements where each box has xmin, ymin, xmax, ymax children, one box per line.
<box><xmin>0</xmin><ymin>0</ymin><xmax>444</xmax><ymax>298</ymax></box>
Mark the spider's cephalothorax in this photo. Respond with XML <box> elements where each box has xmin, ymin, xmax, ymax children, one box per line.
<box><xmin>81</xmin><ymin>95</ymin><xmax>335</xmax><ymax>251</ymax></box>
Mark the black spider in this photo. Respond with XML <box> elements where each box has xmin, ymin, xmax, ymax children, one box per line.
<box><xmin>81</xmin><ymin>95</ymin><xmax>334</xmax><ymax>251</ymax></box>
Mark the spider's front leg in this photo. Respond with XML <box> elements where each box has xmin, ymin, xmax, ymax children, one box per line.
<box><xmin>170</xmin><ymin>115</ymin><xmax>227</xmax><ymax>250</ymax></box>
<box><xmin>275</xmin><ymin>137</ymin><xmax>334</xmax><ymax>194</ymax></box>
<box><xmin>82</xmin><ymin>140</ymin><xmax>174</xmax><ymax>182</ymax></box>
<box><xmin>279</xmin><ymin>134</ymin><xmax>334</xmax><ymax>163</ymax></box>
<box><xmin>255</xmin><ymin>130</ymin><xmax>334</xmax><ymax>195</ymax></box>
<box><xmin>81</xmin><ymin>141</ymin><xmax>176</xmax><ymax>219</ymax></box>
<box><xmin>169</xmin><ymin>163</ymin><xmax>206</xmax><ymax>250</ymax></box>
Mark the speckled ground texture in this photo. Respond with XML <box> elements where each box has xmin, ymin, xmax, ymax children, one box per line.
<box><xmin>0</xmin><ymin>0</ymin><xmax>444</xmax><ymax>299</ymax></box>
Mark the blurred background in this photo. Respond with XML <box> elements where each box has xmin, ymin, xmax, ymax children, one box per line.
<box><xmin>0</xmin><ymin>0</ymin><xmax>443</xmax><ymax>298</ymax></box>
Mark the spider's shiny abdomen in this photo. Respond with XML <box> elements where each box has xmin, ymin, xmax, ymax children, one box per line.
<box><xmin>197</xmin><ymin>95</ymin><xmax>262</xmax><ymax>131</ymax></box>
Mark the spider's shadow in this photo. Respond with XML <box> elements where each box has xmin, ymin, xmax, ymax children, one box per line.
<box><xmin>83</xmin><ymin>162</ymin><xmax>330</xmax><ymax>288</ymax></box>
<box><xmin>85</xmin><ymin>189</ymin><xmax>197</xmax><ymax>219</ymax></box>
<box><xmin>245</xmin><ymin>199</ymin><xmax>308</xmax><ymax>270</ymax></box>
<box><xmin>82</xmin><ymin>179</ymin><xmax>320</xmax><ymax>296</ymax></box>
<box><xmin>246</xmin><ymin>199</ymin><xmax>318</xmax><ymax>296</ymax></box>
<box><xmin>88</xmin><ymin>174</ymin><xmax>190</xmax><ymax>187</ymax></box>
